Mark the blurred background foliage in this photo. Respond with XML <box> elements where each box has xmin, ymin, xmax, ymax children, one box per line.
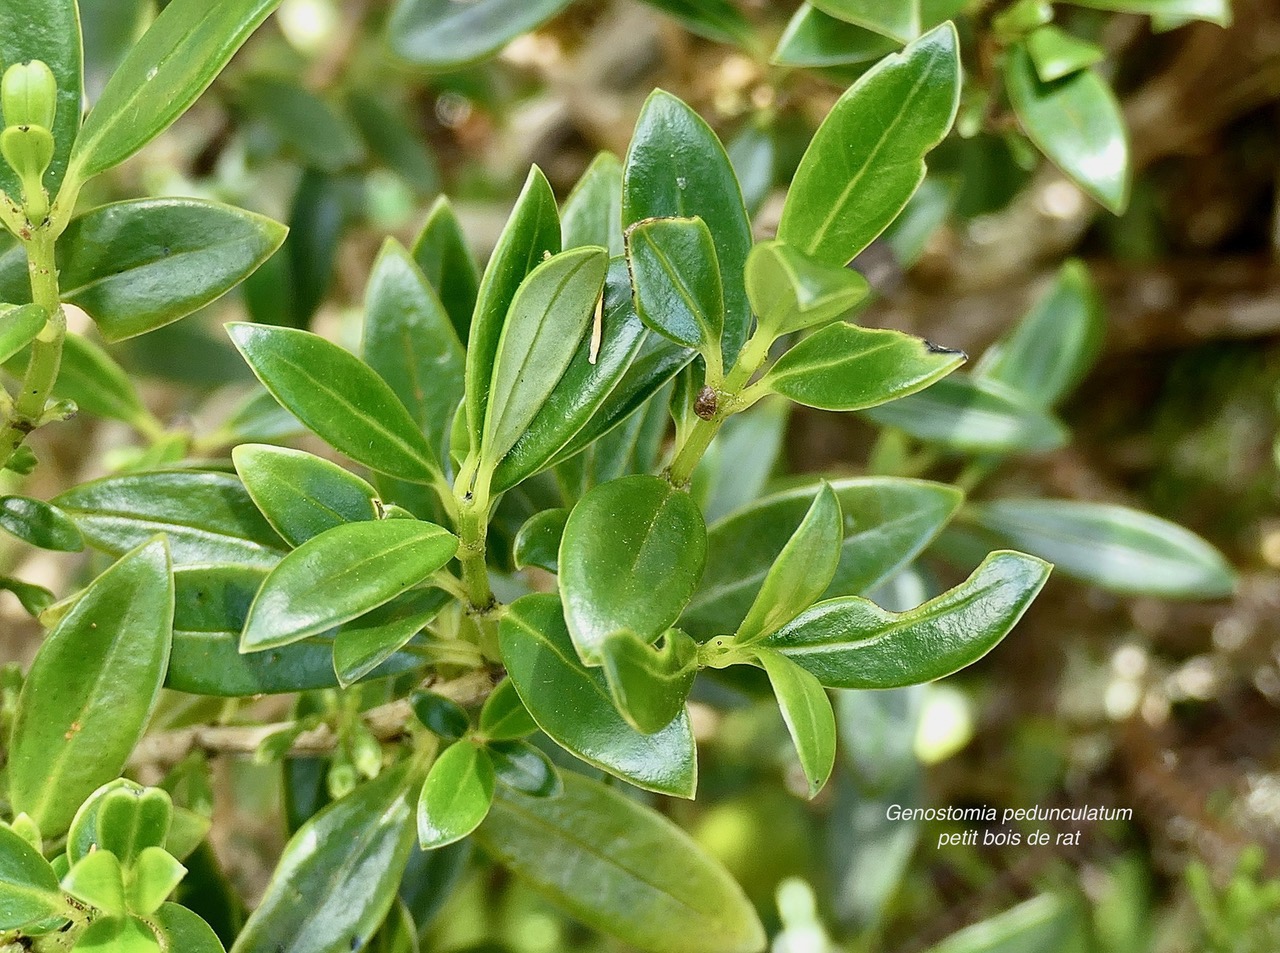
<box><xmin>3</xmin><ymin>0</ymin><xmax>1280</xmax><ymax>949</ymax></box>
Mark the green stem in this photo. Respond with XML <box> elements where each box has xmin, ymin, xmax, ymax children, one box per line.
<box><xmin>454</xmin><ymin>459</ymin><xmax>495</xmax><ymax>612</ymax></box>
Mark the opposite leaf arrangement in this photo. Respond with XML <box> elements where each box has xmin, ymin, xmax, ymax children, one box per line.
<box><xmin>0</xmin><ymin>4</ymin><xmax>1235</xmax><ymax>953</ymax></box>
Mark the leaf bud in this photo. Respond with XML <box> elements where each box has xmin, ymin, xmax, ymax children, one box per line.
<box><xmin>2</xmin><ymin>60</ymin><xmax>57</xmax><ymax>131</ymax></box>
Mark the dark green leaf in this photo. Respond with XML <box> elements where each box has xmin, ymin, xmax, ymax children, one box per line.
<box><xmin>230</xmin><ymin>767</ymin><xmax>418</xmax><ymax>953</ymax></box>
<box><xmin>761</xmin><ymin>551</ymin><xmax>1050</xmax><ymax>688</ymax></box>
<box><xmin>811</xmin><ymin>0</ymin><xmax>920</xmax><ymax>42</ymax></box>
<box><xmin>417</xmin><ymin>743</ymin><xmax>494</xmax><ymax>849</ymax></box>
<box><xmin>398</xmin><ymin>840</ymin><xmax>470</xmax><ymax>934</ymax></box>
<box><xmin>229</xmin><ymin>323</ymin><xmax>441</xmax><ymax>483</ymax></box>
<box><xmin>499</xmin><ymin>594</ymin><xmax>697</xmax><ymax>797</ymax></box>
<box><xmin>487</xmin><ymin>740</ymin><xmax>560</xmax><ymax>797</ymax></box>
<box><xmin>236</xmin><ymin>74</ymin><xmax>364</xmax><ymax>171</ymax></box>
<box><xmin>0</xmin><ymin>496</ymin><xmax>83</xmax><ymax>551</ymax></box>
<box><xmin>70</xmin><ymin>0</ymin><xmax>283</xmax><ymax>177</ymax></box>
<box><xmin>331</xmin><ymin>588</ymin><xmax>453</xmax><ymax>687</ymax></box>
<box><xmin>600</xmin><ymin>628</ymin><xmax>698</xmax><ymax>734</ymax></box>
<box><xmin>755</xmin><ymin>648</ymin><xmax>836</xmax><ymax>798</ymax></box>
<box><xmin>562</xmin><ymin>152</ymin><xmax>624</xmax><ymax>256</ymax></box>
<box><xmin>773</xmin><ymin>5</ymin><xmax>899</xmax><ymax>68</ymax></box>
<box><xmin>411</xmin><ymin>197</ymin><xmax>479</xmax><ymax>343</ymax></box>
<box><xmin>559</xmin><ymin>475</ymin><xmax>707</xmax><ymax>663</ymax></box>
<box><xmin>241</xmin><ymin>519</ymin><xmax>457</xmax><ymax>651</ymax></box>
<box><xmin>966</xmin><ymin>499</ymin><xmax>1236</xmax><ymax>598</ymax></box>
<box><xmin>8</xmin><ymin>538</ymin><xmax>173</xmax><ymax>835</ymax></box>
<box><xmin>388</xmin><ymin>0</ymin><xmax>574</xmax><ymax>70</ymax></box>
<box><xmin>626</xmin><ymin>216</ymin><xmax>724</xmax><ymax>360</ymax></box>
<box><xmin>0</xmin><ymin>304</ymin><xmax>46</xmax><ymax>365</ymax></box>
<box><xmin>478</xmin><ymin>678</ymin><xmax>538</xmax><ymax>741</ymax></box>
<box><xmin>55</xmin><ymin>471</ymin><xmax>287</xmax><ymax>568</ymax></box>
<box><xmin>348</xmin><ymin>90</ymin><xmax>440</xmax><ymax>195</ymax></box>
<box><xmin>1004</xmin><ymin>44</ymin><xmax>1129</xmax><ymax>214</ymax></box>
<box><xmin>233</xmin><ymin>444</ymin><xmax>378</xmax><ymax>547</ymax></box>
<box><xmin>1024</xmin><ymin>24</ymin><xmax>1104</xmax><ymax>82</ymax></box>
<box><xmin>0</xmin><ymin>824</ymin><xmax>64</xmax><ymax>931</ymax></box>
<box><xmin>727</xmin><ymin>121</ymin><xmax>775</xmax><ymax>217</ymax></box>
<box><xmin>513</xmin><ymin>507</ymin><xmax>568</xmax><ymax>572</ymax></box>
<box><xmin>476</xmin><ymin>772</ymin><xmax>763</xmax><ymax>953</ymax></box>
<box><xmin>778</xmin><ymin>24</ymin><xmax>960</xmax><ymax>265</ymax></box>
<box><xmin>759</xmin><ymin>323</ymin><xmax>964</xmax><ymax>411</ymax></box>
<box><xmin>746</xmin><ymin>241</ymin><xmax>869</xmax><ymax>339</ymax></box>
<box><xmin>684</xmin><ymin>478</ymin><xmax>963</xmax><ymax>639</ymax></box>
<box><xmin>410</xmin><ymin>691</ymin><xmax>470</xmax><ymax>741</ymax></box>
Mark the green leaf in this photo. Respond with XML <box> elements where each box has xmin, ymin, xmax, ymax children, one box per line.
<box><xmin>697</xmin><ymin>398</ymin><xmax>790</xmax><ymax>524</ymax></box>
<box><xmin>626</xmin><ymin>216</ymin><xmax>724</xmax><ymax>360</ymax></box>
<box><xmin>236</xmin><ymin>74</ymin><xmax>364</xmax><ymax>171</ymax></box>
<box><xmin>0</xmin><ymin>495</ymin><xmax>83</xmax><ymax>551</ymax></box>
<box><xmin>0</xmin><ymin>200</ymin><xmax>286</xmax><ymax>342</ymax></box>
<box><xmin>72</xmin><ymin>915</ymin><xmax>161</xmax><ymax>952</ymax></box>
<box><xmin>478</xmin><ymin>678</ymin><xmax>538</xmax><ymax>741</ymax></box>
<box><xmin>0</xmin><ymin>824</ymin><xmax>64</xmax><ymax>931</ymax></box>
<box><xmin>685</xmin><ymin>478</ymin><xmax>962</xmax><ymax>639</ymax></box>
<box><xmin>623</xmin><ymin>90</ymin><xmax>752</xmax><ymax>366</ymax></box>
<box><xmin>240</xmin><ymin>519</ymin><xmax>457</xmax><ymax>651</ymax></box>
<box><xmin>762</xmin><ymin>323</ymin><xmax>963</xmax><ymax>412</ymax></box>
<box><xmin>727</xmin><ymin>121</ymin><xmax>775</xmax><ymax>217</ymax></box>
<box><xmin>755</xmin><ymin>648</ymin><xmax>836</xmax><ymax>798</ymax></box>
<box><xmin>562</xmin><ymin>152</ymin><xmax>625</xmax><ymax>256</ymax></box>
<box><xmin>639</xmin><ymin>0</ymin><xmax>754</xmax><ymax>45</ymax></box>
<box><xmin>465</xmin><ymin>167</ymin><xmax>561</xmax><ymax>451</ymax></box>
<box><xmin>364</xmin><ymin>238</ymin><xmax>465</xmax><ymax>470</ymax></box>
<box><xmin>513</xmin><ymin>507</ymin><xmax>568</xmax><ymax>572</ymax></box>
<box><xmin>70</xmin><ymin>0</ymin><xmax>283</xmax><ymax>177</ymax></box>
<box><xmin>412</xmin><ymin>197</ymin><xmax>479</xmax><ymax>343</ymax></box>
<box><xmin>1024</xmin><ymin>24</ymin><xmax>1104</xmax><ymax>82</ymax></box>
<box><xmin>64</xmin><ymin>850</ymin><xmax>127</xmax><ymax>916</ymax></box>
<box><xmin>125</xmin><ymin>847</ymin><xmax>186</xmax><ymax>916</ymax></box>
<box><xmin>1004</xmin><ymin>44</ymin><xmax>1129</xmax><ymax>214</ymax></box>
<box><xmin>146</xmin><ymin>903</ymin><xmax>226</xmax><ymax>953</ymax></box>
<box><xmin>8</xmin><ymin>538</ymin><xmax>174</xmax><ymax>835</ymax></box>
<box><xmin>487</xmin><ymin>740</ymin><xmax>560</xmax><ymax>797</ymax></box>
<box><xmin>51</xmin><ymin>334</ymin><xmax>153</xmax><ymax>427</ymax></box>
<box><xmin>1062</xmin><ymin>0</ymin><xmax>1229</xmax><ymax>27</ymax></box>
<box><xmin>347</xmin><ymin>90</ymin><xmax>440</xmax><ymax>195</ymax></box>
<box><xmin>233</xmin><ymin>444</ymin><xmax>378</xmax><ymax>548</ymax></box>
<box><xmin>479</xmin><ymin>247</ymin><xmax>609</xmax><ymax>468</ymax></box>
<box><xmin>600</xmin><ymin>629</ymin><xmax>698</xmax><ymax>734</ymax></box>
<box><xmin>862</xmin><ymin>374</ymin><xmax>1070</xmax><ymax>453</ymax></box>
<box><xmin>55</xmin><ymin>471</ymin><xmax>287</xmax><ymax>569</ymax></box>
<box><xmin>229</xmin><ymin>323</ymin><xmax>441</xmax><ymax>483</ymax></box>
<box><xmin>761</xmin><ymin>551</ymin><xmax>1050</xmax><ymax>688</ymax></box>
<box><xmin>417</xmin><ymin>743</ymin><xmax>494</xmax><ymax>850</ymax></box>
<box><xmin>168</xmin><ymin>565</ymin><xmax>424</xmax><ymax>696</ymax></box>
<box><xmin>746</xmin><ymin>241</ymin><xmax>869</xmax><ymax>339</ymax></box>
<box><xmin>230</xmin><ymin>767</ymin><xmax>418</xmax><ymax>953</ymax></box>
<box><xmin>975</xmin><ymin>259</ymin><xmax>1103</xmax><ymax>408</ymax></box>
<box><xmin>924</xmin><ymin>894</ymin><xmax>1077</xmax><ymax>953</ymax></box>
<box><xmin>499</xmin><ymin>594</ymin><xmax>697</xmax><ymax>797</ymax></box>
<box><xmin>388</xmin><ymin>0</ymin><xmax>574</xmax><ymax>69</ymax></box>
<box><xmin>778</xmin><ymin>23</ymin><xmax>960</xmax><ymax>266</ymax></box>
<box><xmin>86</xmin><ymin>785</ymin><xmax>173</xmax><ymax>866</ymax></box>
<box><xmin>966</xmin><ymin>500</ymin><xmax>1236</xmax><ymax>598</ymax></box>
<box><xmin>0</xmin><ymin>575</ymin><xmax>54</xmax><ymax>617</ymax></box>
<box><xmin>0</xmin><ymin>0</ymin><xmax>82</xmax><ymax>202</ymax></box>
<box><xmin>476</xmin><ymin>772</ymin><xmax>763</xmax><ymax>953</ymax></box>
<box><xmin>773</xmin><ymin>5</ymin><xmax>899</xmax><ymax>68</ymax></box>
<box><xmin>331</xmin><ymin>588</ymin><xmax>453</xmax><ymax>687</ymax></box>
<box><xmin>410</xmin><ymin>690</ymin><xmax>470</xmax><ymax>741</ymax></box>
<box><xmin>811</xmin><ymin>0</ymin><xmax>920</xmax><ymax>42</ymax></box>
<box><xmin>736</xmin><ymin>484</ymin><xmax>842</xmax><ymax>644</ymax></box>
<box><xmin>559</xmin><ymin>475</ymin><xmax>707</xmax><ymax>664</ymax></box>
<box><xmin>0</xmin><ymin>304</ymin><xmax>47</xmax><ymax>365</ymax></box>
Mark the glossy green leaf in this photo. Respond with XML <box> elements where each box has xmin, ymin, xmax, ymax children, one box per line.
<box><xmin>464</xmin><ymin>167</ymin><xmax>561</xmax><ymax>450</ymax></box>
<box><xmin>623</xmin><ymin>90</ymin><xmax>752</xmax><ymax>366</ymax></box>
<box><xmin>761</xmin><ymin>551</ymin><xmax>1050</xmax><ymax>688</ymax></box>
<box><xmin>364</xmin><ymin>238</ymin><xmax>465</xmax><ymax>466</ymax></box>
<box><xmin>1005</xmin><ymin>44</ymin><xmax>1129</xmax><ymax>214</ymax></box>
<box><xmin>966</xmin><ymin>499</ymin><xmax>1235</xmax><ymax>598</ymax></box>
<box><xmin>863</xmin><ymin>374</ymin><xmax>1069</xmax><ymax>453</ymax></box>
<box><xmin>975</xmin><ymin>260</ymin><xmax>1103</xmax><ymax>408</ymax></box>
<box><xmin>601</xmin><ymin>628</ymin><xmax>698</xmax><ymax>734</ymax></box>
<box><xmin>476</xmin><ymin>772</ymin><xmax>763</xmax><ymax>953</ymax></box>
<box><xmin>0</xmin><ymin>0</ymin><xmax>81</xmax><ymax>201</ymax></box>
<box><xmin>1024</xmin><ymin>24</ymin><xmax>1104</xmax><ymax>82</ymax></box>
<box><xmin>562</xmin><ymin>152</ymin><xmax>625</xmax><ymax>256</ymax></box>
<box><xmin>146</xmin><ymin>903</ymin><xmax>226</xmax><ymax>953</ymax></box>
<box><xmin>241</xmin><ymin>519</ymin><xmax>457</xmax><ymax>651</ymax></box>
<box><xmin>513</xmin><ymin>507</ymin><xmax>568</xmax><ymax>572</ymax></box>
<box><xmin>64</xmin><ymin>850</ymin><xmax>127</xmax><ymax>916</ymax></box>
<box><xmin>331</xmin><ymin>588</ymin><xmax>453</xmax><ymax>687</ymax></box>
<box><xmin>778</xmin><ymin>24</ymin><xmax>960</xmax><ymax>266</ymax></box>
<box><xmin>480</xmin><ymin>247</ymin><xmax>609</xmax><ymax>468</ymax></box>
<box><xmin>0</xmin><ymin>495</ymin><xmax>83</xmax><ymax>551</ymax></box>
<box><xmin>8</xmin><ymin>538</ymin><xmax>173</xmax><ymax>835</ymax></box>
<box><xmin>388</xmin><ymin>0</ymin><xmax>573</xmax><ymax>69</ymax></box>
<box><xmin>412</xmin><ymin>197</ymin><xmax>479</xmax><ymax>343</ymax></box>
<box><xmin>410</xmin><ymin>690</ymin><xmax>470</xmax><ymax>741</ymax></box>
<box><xmin>773</xmin><ymin>5</ymin><xmax>899</xmax><ymax>68</ymax></box>
<box><xmin>230</xmin><ymin>767</ymin><xmax>418</xmax><ymax>953</ymax></box>
<box><xmin>70</xmin><ymin>0</ymin><xmax>283</xmax><ymax>177</ymax></box>
<box><xmin>755</xmin><ymin>648</ymin><xmax>836</xmax><ymax>797</ymax></box>
<box><xmin>759</xmin><ymin>323</ymin><xmax>964</xmax><ymax>411</ymax></box>
<box><xmin>736</xmin><ymin>484</ymin><xmax>842</xmax><ymax>644</ymax></box>
<box><xmin>478</xmin><ymin>678</ymin><xmax>538</xmax><ymax>741</ymax></box>
<box><xmin>73</xmin><ymin>914</ymin><xmax>161</xmax><ymax>952</ymax></box>
<box><xmin>233</xmin><ymin>444</ymin><xmax>378</xmax><ymax>547</ymax></box>
<box><xmin>559</xmin><ymin>475</ymin><xmax>707</xmax><ymax>664</ymax></box>
<box><xmin>236</xmin><ymin>74</ymin><xmax>364</xmax><ymax>171</ymax></box>
<box><xmin>126</xmin><ymin>847</ymin><xmax>187</xmax><ymax>916</ymax></box>
<box><xmin>0</xmin><ymin>824</ymin><xmax>64</xmax><ymax>930</ymax></box>
<box><xmin>639</xmin><ymin>0</ymin><xmax>754</xmax><ymax>45</ymax></box>
<box><xmin>168</xmin><ymin>565</ymin><xmax>424</xmax><ymax>696</ymax></box>
<box><xmin>746</xmin><ymin>241</ymin><xmax>869</xmax><ymax>339</ymax></box>
<box><xmin>811</xmin><ymin>0</ymin><xmax>919</xmax><ymax>42</ymax></box>
<box><xmin>499</xmin><ymin>594</ymin><xmax>697</xmax><ymax>797</ymax></box>
<box><xmin>0</xmin><ymin>200</ymin><xmax>285</xmax><ymax>342</ymax></box>
<box><xmin>626</xmin><ymin>216</ymin><xmax>724</xmax><ymax>359</ymax></box>
<box><xmin>417</xmin><ymin>743</ymin><xmax>494</xmax><ymax>849</ymax></box>
<box><xmin>229</xmin><ymin>323</ymin><xmax>441</xmax><ymax>483</ymax></box>
<box><xmin>55</xmin><ymin>471</ymin><xmax>287</xmax><ymax>569</ymax></box>
<box><xmin>487</xmin><ymin>740</ymin><xmax>560</xmax><ymax>798</ymax></box>
<box><xmin>684</xmin><ymin>478</ymin><xmax>963</xmax><ymax>639</ymax></box>
<box><xmin>0</xmin><ymin>304</ymin><xmax>47</xmax><ymax>365</ymax></box>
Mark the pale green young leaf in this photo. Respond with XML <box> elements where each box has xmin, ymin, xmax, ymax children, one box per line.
<box><xmin>755</xmin><ymin>648</ymin><xmax>837</xmax><ymax>798</ymax></box>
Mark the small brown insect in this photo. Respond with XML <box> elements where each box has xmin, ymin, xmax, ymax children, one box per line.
<box><xmin>694</xmin><ymin>385</ymin><xmax>718</xmax><ymax>420</ymax></box>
